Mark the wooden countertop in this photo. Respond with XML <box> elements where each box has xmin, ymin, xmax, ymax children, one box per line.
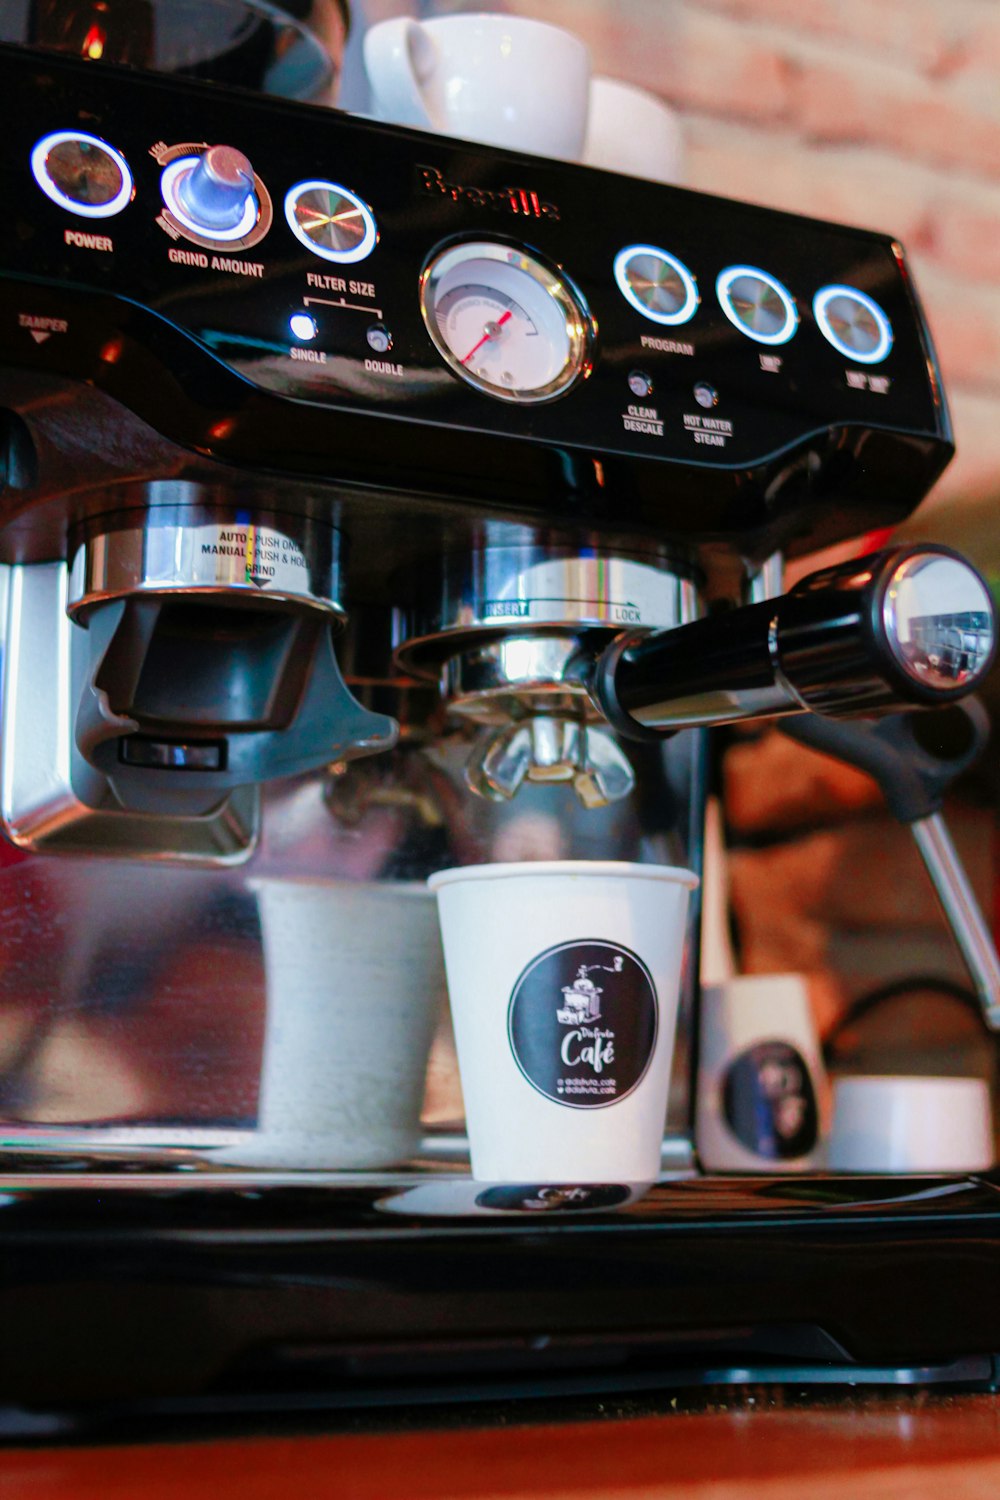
<box><xmin>3</xmin><ymin>1392</ymin><xmax>1000</xmax><ymax>1499</ymax></box>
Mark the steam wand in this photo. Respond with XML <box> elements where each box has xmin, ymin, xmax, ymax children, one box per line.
<box><xmin>591</xmin><ymin>541</ymin><xmax>1000</xmax><ymax>1026</ymax></box>
<box><xmin>778</xmin><ymin>702</ymin><xmax>1000</xmax><ymax>1033</ymax></box>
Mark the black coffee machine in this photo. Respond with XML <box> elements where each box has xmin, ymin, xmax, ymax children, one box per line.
<box><xmin>0</xmin><ymin>24</ymin><xmax>999</xmax><ymax>1428</ymax></box>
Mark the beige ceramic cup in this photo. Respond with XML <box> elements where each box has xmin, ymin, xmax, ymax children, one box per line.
<box><xmin>217</xmin><ymin>879</ymin><xmax>445</xmax><ymax>1169</ymax></box>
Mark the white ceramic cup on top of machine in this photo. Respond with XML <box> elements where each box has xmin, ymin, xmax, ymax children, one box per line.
<box><xmin>828</xmin><ymin>1075</ymin><xmax>994</xmax><ymax>1174</ymax></box>
<box><xmin>362</xmin><ymin>12</ymin><xmax>592</xmax><ymax>159</ymax></box>
<box><xmin>582</xmin><ymin>76</ymin><xmax>685</xmax><ymax>184</ymax></box>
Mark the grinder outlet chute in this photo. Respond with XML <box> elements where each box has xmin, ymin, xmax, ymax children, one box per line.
<box><xmin>66</xmin><ymin>514</ymin><xmax>397</xmax><ymax>819</ymax></box>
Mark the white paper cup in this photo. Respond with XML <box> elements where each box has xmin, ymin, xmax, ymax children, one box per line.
<box><xmin>696</xmin><ymin>974</ymin><xmax>826</xmax><ymax>1172</ymax></box>
<box><xmin>583</xmin><ymin>77</ymin><xmax>685</xmax><ymax>183</ymax></box>
<box><xmin>363</xmin><ymin>13</ymin><xmax>591</xmax><ymax>159</ymax></box>
<box><xmin>218</xmin><ymin>880</ymin><xmax>444</xmax><ymax>1168</ymax></box>
<box><xmin>428</xmin><ymin>861</ymin><xmax>698</xmax><ymax>1182</ymax></box>
<box><xmin>828</xmin><ymin>1075</ymin><xmax>994</xmax><ymax>1174</ymax></box>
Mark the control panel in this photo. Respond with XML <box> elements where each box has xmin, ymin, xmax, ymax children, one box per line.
<box><xmin>0</xmin><ymin>44</ymin><xmax>952</xmax><ymax>554</ymax></box>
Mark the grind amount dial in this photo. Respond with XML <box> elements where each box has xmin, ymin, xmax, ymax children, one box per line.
<box><xmin>420</xmin><ymin>240</ymin><xmax>593</xmax><ymax>402</ymax></box>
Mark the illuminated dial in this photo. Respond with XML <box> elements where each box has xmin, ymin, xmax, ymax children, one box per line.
<box><xmin>614</xmin><ymin>244</ymin><xmax>699</xmax><ymax>325</ymax></box>
<box><xmin>31</xmin><ymin>130</ymin><xmax>133</xmax><ymax>218</ymax></box>
<box><xmin>284</xmin><ymin>178</ymin><xmax>377</xmax><ymax>264</ymax></box>
<box><xmin>420</xmin><ymin>241</ymin><xmax>592</xmax><ymax>403</ymax></box>
<box><xmin>813</xmin><ymin>284</ymin><xmax>893</xmax><ymax>364</ymax></box>
<box><xmin>717</xmin><ymin>265</ymin><xmax>798</xmax><ymax>346</ymax></box>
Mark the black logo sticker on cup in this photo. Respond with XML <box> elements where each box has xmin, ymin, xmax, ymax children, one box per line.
<box><xmin>722</xmin><ymin>1039</ymin><xmax>818</xmax><ymax>1160</ymax></box>
<box><xmin>507</xmin><ymin>940</ymin><xmax>657</xmax><ymax>1109</ymax></box>
<box><xmin>475</xmin><ymin>1183</ymin><xmax>632</xmax><ymax>1213</ymax></box>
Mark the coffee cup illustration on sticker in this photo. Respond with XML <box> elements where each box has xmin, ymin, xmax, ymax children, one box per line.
<box><xmin>507</xmin><ymin>940</ymin><xmax>658</xmax><ymax>1108</ymax></box>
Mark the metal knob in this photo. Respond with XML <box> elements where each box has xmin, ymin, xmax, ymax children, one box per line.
<box><xmin>177</xmin><ymin>146</ymin><xmax>256</xmax><ymax>231</ymax></box>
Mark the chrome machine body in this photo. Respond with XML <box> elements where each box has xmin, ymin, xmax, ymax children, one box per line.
<box><xmin>0</xmin><ymin>37</ymin><xmax>999</xmax><ymax>1418</ymax></box>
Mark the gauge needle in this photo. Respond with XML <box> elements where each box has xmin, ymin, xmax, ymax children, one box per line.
<box><xmin>460</xmin><ymin>310</ymin><xmax>512</xmax><ymax>365</ymax></box>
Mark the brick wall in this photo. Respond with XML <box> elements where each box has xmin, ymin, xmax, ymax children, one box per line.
<box><xmin>355</xmin><ymin>0</ymin><xmax>1000</xmax><ymax>554</ymax></box>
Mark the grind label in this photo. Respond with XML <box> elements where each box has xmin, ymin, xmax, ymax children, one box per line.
<box><xmin>722</xmin><ymin>1040</ymin><xmax>818</xmax><ymax>1160</ymax></box>
<box><xmin>507</xmin><ymin>940</ymin><xmax>657</xmax><ymax>1109</ymax></box>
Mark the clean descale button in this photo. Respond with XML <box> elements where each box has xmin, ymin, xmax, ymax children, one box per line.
<box><xmin>628</xmin><ymin>370</ymin><xmax>653</xmax><ymax>398</ymax></box>
<box><xmin>31</xmin><ymin>131</ymin><xmax>134</xmax><ymax>218</ymax></box>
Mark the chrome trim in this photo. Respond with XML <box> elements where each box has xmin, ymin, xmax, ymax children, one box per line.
<box><xmin>748</xmin><ymin>550</ymin><xmax>785</xmax><ymax>605</ymax></box>
<box><xmin>911</xmin><ymin>813</ymin><xmax>1000</xmax><ymax>1032</ymax></box>
<box><xmin>882</xmin><ymin>551</ymin><xmax>995</xmax><ymax>693</ymax></box>
<box><xmin>767</xmin><ymin>609</ymin><xmax>813</xmax><ymax>715</ymax></box>
<box><xmin>396</xmin><ymin>548</ymin><xmax>699</xmax><ymax>676</ymax></box>
<box><xmin>612</xmin><ymin>243</ymin><xmax>700</xmax><ymax>327</ymax></box>
<box><xmin>445</xmin><ymin>635</ymin><xmax>597</xmax><ymax>719</ymax></box>
<box><xmin>0</xmin><ymin>1133</ymin><xmax>697</xmax><ymax>1180</ymax></box>
<box><xmin>153</xmin><ymin>139</ymin><xmax>273</xmax><ymax>252</ymax></box>
<box><xmin>68</xmin><ymin>515</ymin><xmax>345</xmax><ymax>620</ymax></box>
<box><xmin>813</xmin><ymin>283</ymin><xmax>893</xmax><ymax>365</ymax></box>
<box><xmin>716</xmin><ymin>264</ymin><xmax>798</xmax><ymax>346</ymax></box>
<box><xmin>419</xmin><ymin>239</ymin><xmax>594</xmax><ymax>404</ymax></box>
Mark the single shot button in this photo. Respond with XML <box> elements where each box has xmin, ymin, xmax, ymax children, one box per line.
<box><xmin>289</xmin><ymin>312</ymin><xmax>318</xmax><ymax>341</ymax></box>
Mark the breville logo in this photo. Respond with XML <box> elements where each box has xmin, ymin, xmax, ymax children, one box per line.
<box><xmin>418</xmin><ymin>165</ymin><xmax>560</xmax><ymax>221</ymax></box>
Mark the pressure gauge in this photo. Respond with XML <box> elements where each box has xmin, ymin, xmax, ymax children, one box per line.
<box><xmin>420</xmin><ymin>240</ymin><xmax>593</xmax><ymax>403</ymax></box>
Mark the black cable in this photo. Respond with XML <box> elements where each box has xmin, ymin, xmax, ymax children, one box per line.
<box><xmin>822</xmin><ymin>973</ymin><xmax>991</xmax><ymax>1067</ymax></box>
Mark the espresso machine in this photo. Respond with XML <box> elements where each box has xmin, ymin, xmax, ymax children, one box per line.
<box><xmin>0</xmin><ymin>20</ymin><xmax>999</xmax><ymax>1427</ymax></box>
